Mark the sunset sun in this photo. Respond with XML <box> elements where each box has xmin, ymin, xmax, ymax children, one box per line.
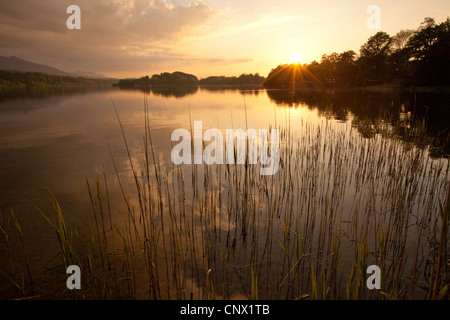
<box><xmin>289</xmin><ymin>54</ymin><xmax>302</xmax><ymax>64</ymax></box>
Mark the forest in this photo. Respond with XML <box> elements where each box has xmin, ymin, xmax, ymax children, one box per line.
<box><xmin>116</xmin><ymin>72</ymin><xmax>265</xmax><ymax>88</ymax></box>
<box><xmin>264</xmin><ymin>17</ymin><xmax>450</xmax><ymax>88</ymax></box>
<box><xmin>198</xmin><ymin>73</ymin><xmax>265</xmax><ymax>85</ymax></box>
<box><xmin>0</xmin><ymin>70</ymin><xmax>113</xmax><ymax>87</ymax></box>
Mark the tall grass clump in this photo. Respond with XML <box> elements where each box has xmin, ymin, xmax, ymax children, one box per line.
<box><xmin>1</xmin><ymin>94</ymin><xmax>448</xmax><ymax>300</ymax></box>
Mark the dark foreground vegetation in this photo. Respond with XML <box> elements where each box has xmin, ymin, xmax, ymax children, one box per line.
<box><xmin>1</xmin><ymin>104</ymin><xmax>448</xmax><ymax>300</ymax></box>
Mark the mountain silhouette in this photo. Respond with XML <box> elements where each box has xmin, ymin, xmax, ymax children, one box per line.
<box><xmin>0</xmin><ymin>56</ymin><xmax>109</xmax><ymax>79</ymax></box>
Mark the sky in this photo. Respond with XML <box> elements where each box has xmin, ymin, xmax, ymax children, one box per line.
<box><xmin>0</xmin><ymin>0</ymin><xmax>449</xmax><ymax>79</ymax></box>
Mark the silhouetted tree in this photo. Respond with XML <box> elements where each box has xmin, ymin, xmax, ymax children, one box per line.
<box><xmin>336</xmin><ymin>50</ymin><xmax>357</xmax><ymax>84</ymax></box>
<box><xmin>151</xmin><ymin>72</ymin><xmax>198</xmax><ymax>85</ymax></box>
<box><xmin>392</xmin><ymin>29</ymin><xmax>415</xmax><ymax>51</ymax></box>
<box><xmin>358</xmin><ymin>31</ymin><xmax>392</xmax><ymax>82</ymax></box>
<box><xmin>320</xmin><ymin>52</ymin><xmax>339</xmax><ymax>80</ymax></box>
<box><xmin>386</xmin><ymin>29</ymin><xmax>414</xmax><ymax>82</ymax></box>
<box><xmin>406</xmin><ymin>17</ymin><xmax>450</xmax><ymax>85</ymax></box>
<box><xmin>117</xmin><ymin>71</ymin><xmax>198</xmax><ymax>87</ymax></box>
<box><xmin>199</xmin><ymin>73</ymin><xmax>265</xmax><ymax>85</ymax></box>
<box><xmin>264</xmin><ymin>64</ymin><xmax>320</xmax><ymax>87</ymax></box>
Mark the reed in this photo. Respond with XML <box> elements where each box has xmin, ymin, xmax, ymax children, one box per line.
<box><xmin>1</xmin><ymin>95</ymin><xmax>448</xmax><ymax>300</ymax></box>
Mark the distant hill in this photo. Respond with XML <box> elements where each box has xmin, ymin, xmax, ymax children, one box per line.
<box><xmin>0</xmin><ymin>56</ymin><xmax>111</xmax><ymax>79</ymax></box>
<box><xmin>0</xmin><ymin>56</ymin><xmax>75</xmax><ymax>76</ymax></box>
<box><xmin>72</xmin><ymin>70</ymin><xmax>109</xmax><ymax>79</ymax></box>
<box><xmin>0</xmin><ymin>69</ymin><xmax>115</xmax><ymax>87</ymax></box>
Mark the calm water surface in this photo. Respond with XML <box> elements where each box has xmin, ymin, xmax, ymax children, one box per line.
<box><xmin>0</xmin><ymin>86</ymin><xmax>448</xmax><ymax>299</ymax></box>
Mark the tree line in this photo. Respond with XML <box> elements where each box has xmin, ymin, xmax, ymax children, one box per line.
<box><xmin>0</xmin><ymin>70</ymin><xmax>113</xmax><ymax>87</ymax></box>
<box><xmin>116</xmin><ymin>71</ymin><xmax>198</xmax><ymax>87</ymax></box>
<box><xmin>116</xmin><ymin>72</ymin><xmax>265</xmax><ymax>88</ymax></box>
<box><xmin>198</xmin><ymin>73</ymin><xmax>265</xmax><ymax>85</ymax></box>
<box><xmin>264</xmin><ymin>17</ymin><xmax>450</xmax><ymax>87</ymax></box>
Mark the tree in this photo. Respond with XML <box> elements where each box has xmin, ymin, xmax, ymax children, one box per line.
<box><xmin>392</xmin><ymin>29</ymin><xmax>415</xmax><ymax>51</ymax></box>
<box><xmin>388</xmin><ymin>30</ymin><xmax>415</xmax><ymax>82</ymax></box>
<box><xmin>407</xmin><ymin>17</ymin><xmax>440</xmax><ymax>61</ymax></box>
<box><xmin>360</xmin><ymin>31</ymin><xmax>392</xmax><ymax>57</ymax></box>
<box><xmin>407</xmin><ymin>17</ymin><xmax>450</xmax><ymax>85</ymax></box>
<box><xmin>358</xmin><ymin>31</ymin><xmax>392</xmax><ymax>81</ymax></box>
<box><xmin>263</xmin><ymin>16</ymin><xmax>449</xmax><ymax>87</ymax></box>
<box><xmin>336</xmin><ymin>50</ymin><xmax>357</xmax><ymax>84</ymax></box>
<box><xmin>320</xmin><ymin>52</ymin><xmax>339</xmax><ymax>79</ymax></box>
<box><xmin>264</xmin><ymin>64</ymin><xmax>320</xmax><ymax>87</ymax></box>
<box><xmin>199</xmin><ymin>74</ymin><xmax>265</xmax><ymax>85</ymax></box>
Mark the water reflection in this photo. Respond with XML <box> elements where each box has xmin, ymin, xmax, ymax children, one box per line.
<box><xmin>0</xmin><ymin>86</ymin><xmax>114</xmax><ymax>103</ymax></box>
<box><xmin>199</xmin><ymin>85</ymin><xmax>263</xmax><ymax>96</ymax></box>
<box><xmin>266</xmin><ymin>88</ymin><xmax>450</xmax><ymax>157</ymax></box>
<box><xmin>117</xmin><ymin>85</ymin><xmax>198</xmax><ymax>98</ymax></box>
<box><xmin>117</xmin><ymin>85</ymin><xmax>266</xmax><ymax>98</ymax></box>
<box><xmin>0</xmin><ymin>86</ymin><xmax>448</xmax><ymax>299</ymax></box>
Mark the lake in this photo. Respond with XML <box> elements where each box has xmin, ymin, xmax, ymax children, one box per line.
<box><xmin>0</xmin><ymin>86</ymin><xmax>448</xmax><ymax>299</ymax></box>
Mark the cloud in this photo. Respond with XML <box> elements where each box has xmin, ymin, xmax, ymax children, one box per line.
<box><xmin>0</xmin><ymin>0</ymin><xmax>215</xmax><ymax>38</ymax></box>
<box><xmin>0</xmin><ymin>0</ymin><xmax>233</xmax><ymax>76</ymax></box>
